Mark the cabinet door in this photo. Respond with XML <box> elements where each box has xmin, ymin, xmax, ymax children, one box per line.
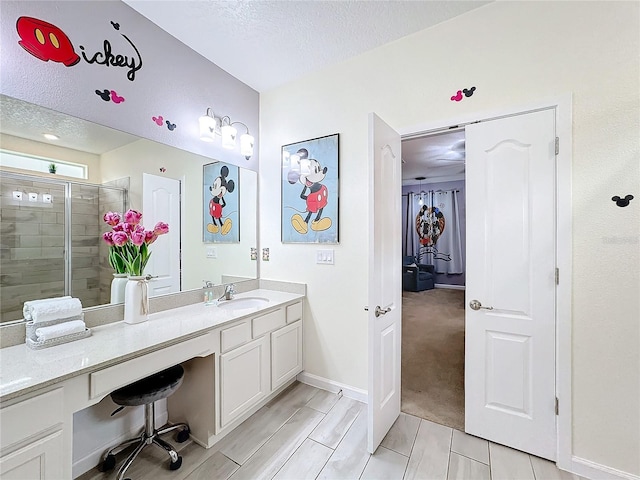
<box><xmin>0</xmin><ymin>430</ymin><xmax>64</xmax><ymax>480</ymax></box>
<box><xmin>271</xmin><ymin>320</ymin><xmax>303</xmax><ymax>390</ymax></box>
<box><xmin>220</xmin><ymin>336</ymin><xmax>269</xmax><ymax>429</ymax></box>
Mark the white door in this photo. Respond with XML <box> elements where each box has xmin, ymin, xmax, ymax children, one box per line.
<box><xmin>367</xmin><ymin>113</ymin><xmax>402</xmax><ymax>453</ymax></box>
<box><xmin>465</xmin><ymin>109</ymin><xmax>557</xmax><ymax>460</ymax></box>
<box><xmin>142</xmin><ymin>173</ymin><xmax>181</xmax><ymax>297</ymax></box>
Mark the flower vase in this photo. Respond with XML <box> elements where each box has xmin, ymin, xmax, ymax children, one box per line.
<box><xmin>124</xmin><ymin>276</ymin><xmax>149</xmax><ymax>324</ymax></box>
<box><xmin>110</xmin><ymin>274</ymin><xmax>128</xmax><ymax>304</ymax></box>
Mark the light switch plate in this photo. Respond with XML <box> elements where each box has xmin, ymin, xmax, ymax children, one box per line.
<box><xmin>316</xmin><ymin>249</ymin><xmax>334</xmax><ymax>265</ymax></box>
<box><xmin>206</xmin><ymin>246</ymin><xmax>217</xmax><ymax>258</ymax></box>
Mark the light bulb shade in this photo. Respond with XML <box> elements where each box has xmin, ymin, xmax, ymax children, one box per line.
<box><xmin>199</xmin><ymin>114</ymin><xmax>217</xmax><ymax>142</ymax></box>
<box><xmin>221</xmin><ymin>125</ymin><xmax>237</xmax><ymax>149</ymax></box>
<box><xmin>240</xmin><ymin>133</ymin><xmax>254</xmax><ymax>157</ymax></box>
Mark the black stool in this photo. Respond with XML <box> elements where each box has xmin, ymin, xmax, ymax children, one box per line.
<box><xmin>101</xmin><ymin>365</ymin><xmax>190</xmax><ymax>480</ymax></box>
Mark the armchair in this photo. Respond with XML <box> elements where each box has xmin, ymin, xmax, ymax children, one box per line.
<box><xmin>402</xmin><ymin>255</ymin><xmax>435</xmax><ymax>292</ymax></box>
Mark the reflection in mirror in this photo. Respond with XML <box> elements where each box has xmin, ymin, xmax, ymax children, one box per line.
<box><xmin>0</xmin><ymin>94</ymin><xmax>258</xmax><ymax>323</ymax></box>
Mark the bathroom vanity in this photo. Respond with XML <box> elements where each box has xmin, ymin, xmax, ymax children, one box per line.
<box><xmin>0</xmin><ymin>289</ymin><xmax>304</xmax><ymax>479</ymax></box>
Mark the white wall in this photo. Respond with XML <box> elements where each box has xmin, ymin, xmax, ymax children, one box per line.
<box><xmin>0</xmin><ymin>133</ymin><xmax>101</xmax><ymax>183</ymax></box>
<box><xmin>101</xmin><ymin>139</ymin><xmax>258</xmax><ymax>290</ymax></box>
<box><xmin>0</xmin><ymin>1</ymin><xmax>259</xmax><ymax>172</ymax></box>
<box><xmin>259</xmin><ymin>1</ymin><xmax>639</xmax><ymax>476</ymax></box>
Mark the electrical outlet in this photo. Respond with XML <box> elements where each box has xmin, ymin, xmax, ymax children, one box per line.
<box><xmin>262</xmin><ymin>248</ymin><xmax>270</xmax><ymax>261</ymax></box>
<box><xmin>316</xmin><ymin>249</ymin><xmax>334</xmax><ymax>265</ymax></box>
<box><xmin>251</xmin><ymin>247</ymin><xmax>257</xmax><ymax>260</ymax></box>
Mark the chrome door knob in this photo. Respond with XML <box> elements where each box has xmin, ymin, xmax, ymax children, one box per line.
<box><xmin>375</xmin><ymin>306</ymin><xmax>392</xmax><ymax>317</ymax></box>
<box><xmin>469</xmin><ymin>300</ymin><xmax>493</xmax><ymax>311</ymax></box>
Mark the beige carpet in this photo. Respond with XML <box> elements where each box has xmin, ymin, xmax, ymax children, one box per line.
<box><xmin>401</xmin><ymin>288</ymin><xmax>466</xmax><ymax>431</ymax></box>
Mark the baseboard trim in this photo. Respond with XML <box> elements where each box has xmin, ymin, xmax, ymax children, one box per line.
<box><xmin>297</xmin><ymin>372</ymin><xmax>368</xmax><ymax>403</ymax></box>
<box><xmin>434</xmin><ymin>284</ymin><xmax>466</xmax><ymax>290</ymax></box>
<box><xmin>72</xmin><ymin>409</ymin><xmax>168</xmax><ymax>478</ymax></box>
<box><xmin>569</xmin><ymin>456</ymin><xmax>639</xmax><ymax>480</ymax></box>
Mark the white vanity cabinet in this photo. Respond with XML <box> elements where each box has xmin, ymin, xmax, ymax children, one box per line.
<box><xmin>219</xmin><ymin>335</ymin><xmax>269</xmax><ymax>428</ymax></box>
<box><xmin>215</xmin><ymin>301</ymin><xmax>303</xmax><ymax>434</ymax></box>
<box><xmin>0</xmin><ymin>389</ymin><xmax>64</xmax><ymax>479</ymax></box>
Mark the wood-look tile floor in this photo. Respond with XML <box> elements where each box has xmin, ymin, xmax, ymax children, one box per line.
<box><xmin>78</xmin><ymin>382</ymin><xmax>586</xmax><ymax>480</ymax></box>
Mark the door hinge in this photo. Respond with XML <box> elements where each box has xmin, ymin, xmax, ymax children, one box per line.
<box><xmin>555</xmin><ymin>397</ymin><xmax>559</xmax><ymax>415</ymax></box>
<box><xmin>555</xmin><ymin>137</ymin><xmax>560</xmax><ymax>155</ymax></box>
<box><xmin>555</xmin><ymin>268</ymin><xmax>559</xmax><ymax>285</ymax></box>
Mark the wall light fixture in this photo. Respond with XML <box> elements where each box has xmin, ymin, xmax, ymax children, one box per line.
<box><xmin>199</xmin><ymin>107</ymin><xmax>254</xmax><ymax>159</ymax></box>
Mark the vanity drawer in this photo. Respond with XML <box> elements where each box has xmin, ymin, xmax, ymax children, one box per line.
<box><xmin>220</xmin><ymin>321</ymin><xmax>251</xmax><ymax>353</ymax></box>
<box><xmin>0</xmin><ymin>388</ymin><xmax>63</xmax><ymax>448</ymax></box>
<box><xmin>286</xmin><ymin>302</ymin><xmax>303</xmax><ymax>324</ymax></box>
<box><xmin>252</xmin><ymin>309</ymin><xmax>286</xmax><ymax>338</ymax></box>
<box><xmin>90</xmin><ymin>333</ymin><xmax>213</xmax><ymax>400</ymax></box>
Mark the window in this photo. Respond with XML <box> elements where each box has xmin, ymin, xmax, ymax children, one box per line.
<box><xmin>0</xmin><ymin>150</ymin><xmax>88</xmax><ymax>179</ymax></box>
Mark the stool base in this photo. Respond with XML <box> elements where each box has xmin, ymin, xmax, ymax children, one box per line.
<box><xmin>102</xmin><ymin>402</ymin><xmax>189</xmax><ymax>480</ymax></box>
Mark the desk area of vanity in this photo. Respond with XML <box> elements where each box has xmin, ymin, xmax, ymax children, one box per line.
<box><xmin>0</xmin><ymin>288</ymin><xmax>305</xmax><ymax>479</ymax></box>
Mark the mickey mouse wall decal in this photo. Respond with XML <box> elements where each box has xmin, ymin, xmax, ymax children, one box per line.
<box><xmin>450</xmin><ymin>86</ymin><xmax>476</xmax><ymax>102</ymax></box>
<box><xmin>612</xmin><ymin>195</ymin><xmax>634</xmax><ymax>207</ymax></box>
<box><xmin>463</xmin><ymin>86</ymin><xmax>476</xmax><ymax>97</ymax></box>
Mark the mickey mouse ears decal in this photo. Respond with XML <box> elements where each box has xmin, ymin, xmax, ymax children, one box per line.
<box><xmin>451</xmin><ymin>86</ymin><xmax>476</xmax><ymax>102</ymax></box>
<box><xmin>612</xmin><ymin>195</ymin><xmax>634</xmax><ymax>207</ymax></box>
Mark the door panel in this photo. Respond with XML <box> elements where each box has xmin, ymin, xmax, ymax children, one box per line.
<box><xmin>142</xmin><ymin>173</ymin><xmax>180</xmax><ymax>296</ymax></box>
<box><xmin>367</xmin><ymin>113</ymin><xmax>402</xmax><ymax>453</ymax></box>
<box><xmin>465</xmin><ymin>109</ymin><xmax>556</xmax><ymax>460</ymax></box>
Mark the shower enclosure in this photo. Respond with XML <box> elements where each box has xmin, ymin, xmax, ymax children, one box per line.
<box><xmin>0</xmin><ymin>172</ymin><xmax>128</xmax><ymax>322</ymax></box>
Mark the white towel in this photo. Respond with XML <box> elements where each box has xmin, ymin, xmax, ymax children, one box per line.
<box><xmin>30</xmin><ymin>298</ymin><xmax>83</xmax><ymax>324</ymax></box>
<box><xmin>35</xmin><ymin>319</ymin><xmax>86</xmax><ymax>342</ymax></box>
<box><xmin>23</xmin><ymin>296</ymin><xmax>72</xmax><ymax>321</ymax></box>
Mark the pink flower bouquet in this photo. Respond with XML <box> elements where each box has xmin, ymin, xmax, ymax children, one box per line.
<box><xmin>102</xmin><ymin>209</ymin><xmax>169</xmax><ymax>276</ymax></box>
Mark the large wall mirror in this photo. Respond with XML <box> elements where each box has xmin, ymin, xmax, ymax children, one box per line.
<box><xmin>0</xmin><ymin>94</ymin><xmax>258</xmax><ymax>324</ymax></box>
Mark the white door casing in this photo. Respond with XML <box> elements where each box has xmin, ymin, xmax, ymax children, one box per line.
<box><xmin>368</xmin><ymin>113</ymin><xmax>402</xmax><ymax>453</ymax></box>
<box><xmin>142</xmin><ymin>173</ymin><xmax>181</xmax><ymax>297</ymax></box>
<box><xmin>465</xmin><ymin>108</ymin><xmax>557</xmax><ymax>460</ymax></box>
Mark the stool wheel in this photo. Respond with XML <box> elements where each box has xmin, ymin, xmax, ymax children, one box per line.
<box><xmin>176</xmin><ymin>427</ymin><xmax>190</xmax><ymax>443</ymax></box>
<box><xmin>101</xmin><ymin>454</ymin><xmax>116</xmax><ymax>472</ymax></box>
<box><xmin>170</xmin><ymin>456</ymin><xmax>182</xmax><ymax>471</ymax></box>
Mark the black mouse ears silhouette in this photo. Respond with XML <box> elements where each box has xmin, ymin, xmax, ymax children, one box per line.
<box><xmin>612</xmin><ymin>194</ymin><xmax>634</xmax><ymax>207</ymax></box>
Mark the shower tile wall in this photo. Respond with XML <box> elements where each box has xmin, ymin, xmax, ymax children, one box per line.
<box><xmin>0</xmin><ymin>176</ymin><xmax>65</xmax><ymax>322</ymax></box>
<box><xmin>98</xmin><ymin>183</ymin><xmax>129</xmax><ymax>303</ymax></box>
<box><xmin>70</xmin><ymin>184</ymin><xmax>103</xmax><ymax>309</ymax></box>
<box><xmin>1</xmin><ymin>175</ymin><xmax>127</xmax><ymax>322</ymax></box>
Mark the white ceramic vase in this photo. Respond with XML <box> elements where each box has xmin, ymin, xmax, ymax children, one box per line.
<box><xmin>110</xmin><ymin>274</ymin><xmax>128</xmax><ymax>304</ymax></box>
<box><xmin>124</xmin><ymin>276</ymin><xmax>149</xmax><ymax>324</ymax></box>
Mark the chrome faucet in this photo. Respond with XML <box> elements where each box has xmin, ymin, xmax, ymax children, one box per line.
<box><xmin>218</xmin><ymin>284</ymin><xmax>236</xmax><ymax>301</ymax></box>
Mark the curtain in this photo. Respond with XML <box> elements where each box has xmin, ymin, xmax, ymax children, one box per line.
<box><xmin>404</xmin><ymin>192</ymin><xmax>421</xmax><ymax>258</ymax></box>
<box><xmin>416</xmin><ymin>190</ymin><xmax>464</xmax><ymax>274</ymax></box>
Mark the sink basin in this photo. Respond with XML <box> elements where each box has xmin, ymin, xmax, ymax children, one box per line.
<box><xmin>217</xmin><ymin>296</ymin><xmax>270</xmax><ymax>310</ymax></box>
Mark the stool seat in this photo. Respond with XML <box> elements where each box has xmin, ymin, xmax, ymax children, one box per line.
<box><xmin>111</xmin><ymin>365</ymin><xmax>184</xmax><ymax>406</ymax></box>
<box><xmin>101</xmin><ymin>364</ymin><xmax>189</xmax><ymax>480</ymax></box>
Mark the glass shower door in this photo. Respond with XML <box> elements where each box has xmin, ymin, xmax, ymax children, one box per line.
<box><xmin>0</xmin><ymin>173</ymin><xmax>66</xmax><ymax>322</ymax></box>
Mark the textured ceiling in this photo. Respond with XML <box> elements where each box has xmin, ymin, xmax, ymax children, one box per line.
<box><xmin>402</xmin><ymin>130</ymin><xmax>465</xmax><ymax>184</ymax></box>
<box><xmin>0</xmin><ymin>95</ymin><xmax>138</xmax><ymax>155</ymax></box>
<box><xmin>124</xmin><ymin>0</ymin><xmax>491</xmax><ymax>92</ymax></box>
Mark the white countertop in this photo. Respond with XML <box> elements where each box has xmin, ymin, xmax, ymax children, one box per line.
<box><xmin>0</xmin><ymin>289</ymin><xmax>303</xmax><ymax>402</ymax></box>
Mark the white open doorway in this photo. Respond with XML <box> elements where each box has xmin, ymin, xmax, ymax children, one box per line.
<box><xmin>400</xmin><ymin>128</ymin><xmax>467</xmax><ymax>431</ymax></box>
<box><xmin>396</xmin><ymin>98</ymin><xmax>572</xmax><ymax>464</ymax></box>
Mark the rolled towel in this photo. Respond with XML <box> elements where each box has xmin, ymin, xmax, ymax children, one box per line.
<box><xmin>35</xmin><ymin>319</ymin><xmax>86</xmax><ymax>342</ymax></box>
<box><xmin>23</xmin><ymin>296</ymin><xmax>72</xmax><ymax>321</ymax></box>
<box><xmin>30</xmin><ymin>298</ymin><xmax>83</xmax><ymax>324</ymax></box>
